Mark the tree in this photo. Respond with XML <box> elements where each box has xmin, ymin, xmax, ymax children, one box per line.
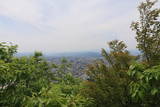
<box><xmin>131</xmin><ymin>0</ymin><xmax>160</xmax><ymax>66</ymax></box>
<box><xmin>102</xmin><ymin>40</ymin><xmax>136</xmax><ymax>71</ymax></box>
<box><xmin>83</xmin><ymin>60</ymin><xmax>137</xmax><ymax>107</ymax></box>
<box><xmin>128</xmin><ymin>63</ymin><xmax>160</xmax><ymax>106</ymax></box>
<box><xmin>83</xmin><ymin>40</ymin><xmax>137</xmax><ymax>107</ymax></box>
<box><xmin>0</xmin><ymin>43</ymin><xmax>91</xmax><ymax>107</ymax></box>
<box><xmin>0</xmin><ymin>52</ymin><xmax>54</xmax><ymax>106</ymax></box>
<box><xmin>0</xmin><ymin>42</ymin><xmax>17</xmax><ymax>62</ymax></box>
<box><xmin>129</xmin><ymin>1</ymin><xmax>160</xmax><ymax>106</ymax></box>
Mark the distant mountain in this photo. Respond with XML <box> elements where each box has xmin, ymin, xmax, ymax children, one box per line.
<box><xmin>15</xmin><ymin>52</ymin><xmax>101</xmax><ymax>59</ymax></box>
<box><xmin>130</xmin><ymin>50</ymin><xmax>140</xmax><ymax>55</ymax></box>
<box><xmin>15</xmin><ymin>52</ymin><xmax>33</xmax><ymax>57</ymax></box>
<box><xmin>46</xmin><ymin>52</ymin><xmax>101</xmax><ymax>57</ymax></box>
<box><xmin>16</xmin><ymin>50</ymin><xmax>139</xmax><ymax>57</ymax></box>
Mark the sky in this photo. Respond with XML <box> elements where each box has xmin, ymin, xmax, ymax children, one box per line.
<box><xmin>0</xmin><ymin>0</ymin><xmax>156</xmax><ymax>53</ymax></box>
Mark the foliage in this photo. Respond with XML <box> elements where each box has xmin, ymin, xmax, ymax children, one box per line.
<box><xmin>0</xmin><ymin>42</ymin><xmax>17</xmax><ymax>62</ymax></box>
<box><xmin>83</xmin><ymin>60</ymin><xmax>133</xmax><ymax>107</ymax></box>
<box><xmin>0</xmin><ymin>0</ymin><xmax>160</xmax><ymax>107</ymax></box>
<box><xmin>83</xmin><ymin>40</ymin><xmax>137</xmax><ymax>107</ymax></box>
<box><xmin>131</xmin><ymin>0</ymin><xmax>160</xmax><ymax>66</ymax></box>
<box><xmin>0</xmin><ymin>52</ymin><xmax>54</xmax><ymax>106</ymax></box>
<box><xmin>0</xmin><ymin>47</ymin><xmax>91</xmax><ymax>107</ymax></box>
<box><xmin>128</xmin><ymin>1</ymin><xmax>160</xmax><ymax>106</ymax></box>
<box><xmin>54</xmin><ymin>58</ymin><xmax>72</xmax><ymax>81</ymax></box>
<box><xmin>102</xmin><ymin>40</ymin><xmax>136</xmax><ymax>71</ymax></box>
<box><xmin>52</xmin><ymin>58</ymin><xmax>93</xmax><ymax>107</ymax></box>
<box><xmin>128</xmin><ymin>63</ymin><xmax>160</xmax><ymax>106</ymax></box>
<box><xmin>24</xmin><ymin>73</ymin><xmax>92</xmax><ymax>107</ymax></box>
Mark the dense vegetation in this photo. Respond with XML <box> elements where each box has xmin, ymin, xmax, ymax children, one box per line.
<box><xmin>0</xmin><ymin>0</ymin><xmax>160</xmax><ymax>106</ymax></box>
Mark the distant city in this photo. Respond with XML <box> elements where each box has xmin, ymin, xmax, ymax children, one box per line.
<box><xmin>15</xmin><ymin>50</ymin><xmax>139</xmax><ymax>77</ymax></box>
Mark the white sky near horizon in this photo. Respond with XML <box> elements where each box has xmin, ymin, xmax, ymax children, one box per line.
<box><xmin>0</xmin><ymin>0</ymin><xmax>159</xmax><ymax>53</ymax></box>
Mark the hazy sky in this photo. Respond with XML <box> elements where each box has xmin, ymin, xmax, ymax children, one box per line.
<box><xmin>0</xmin><ymin>0</ymin><xmax>154</xmax><ymax>53</ymax></box>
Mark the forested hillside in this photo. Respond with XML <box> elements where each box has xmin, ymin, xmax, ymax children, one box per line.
<box><xmin>0</xmin><ymin>0</ymin><xmax>160</xmax><ymax>107</ymax></box>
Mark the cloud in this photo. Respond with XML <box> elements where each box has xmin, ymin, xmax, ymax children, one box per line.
<box><xmin>0</xmin><ymin>0</ymin><xmax>43</xmax><ymax>28</ymax></box>
<box><xmin>1</xmin><ymin>0</ymin><xmax>157</xmax><ymax>53</ymax></box>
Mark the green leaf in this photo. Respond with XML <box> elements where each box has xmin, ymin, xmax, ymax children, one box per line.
<box><xmin>151</xmin><ymin>88</ymin><xmax>158</xmax><ymax>95</ymax></box>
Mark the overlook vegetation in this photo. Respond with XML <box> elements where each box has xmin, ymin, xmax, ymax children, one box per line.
<box><xmin>0</xmin><ymin>0</ymin><xmax>160</xmax><ymax>107</ymax></box>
